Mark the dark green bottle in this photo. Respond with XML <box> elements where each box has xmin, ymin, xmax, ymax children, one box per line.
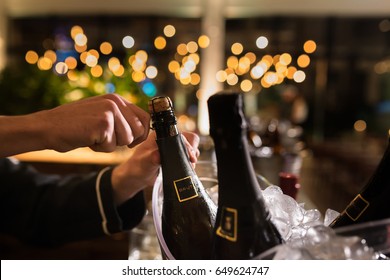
<box><xmin>208</xmin><ymin>92</ymin><xmax>283</xmax><ymax>260</ymax></box>
<box><xmin>330</xmin><ymin>136</ymin><xmax>390</xmax><ymax>228</ymax></box>
<box><xmin>149</xmin><ymin>96</ymin><xmax>217</xmax><ymax>260</ymax></box>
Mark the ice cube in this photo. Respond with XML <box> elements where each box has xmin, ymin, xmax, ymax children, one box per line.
<box><xmin>271</xmin><ymin>217</ymin><xmax>292</xmax><ymax>241</ymax></box>
<box><xmin>324</xmin><ymin>208</ymin><xmax>340</xmax><ymax>226</ymax></box>
<box><xmin>273</xmin><ymin>245</ymin><xmax>314</xmax><ymax>260</ymax></box>
<box><xmin>300</xmin><ymin>209</ymin><xmax>322</xmax><ymax>232</ymax></box>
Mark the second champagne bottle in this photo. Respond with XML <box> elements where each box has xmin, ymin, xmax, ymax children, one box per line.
<box><xmin>208</xmin><ymin>91</ymin><xmax>283</xmax><ymax>259</ymax></box>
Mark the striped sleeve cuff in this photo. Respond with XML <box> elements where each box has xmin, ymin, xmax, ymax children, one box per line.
<box><xmin>95</xmin><ymin>167</ymin><xmax>113</xmax><ymax>235</ymax></box>
<box><xmin>95</xmin><ymin>167</ymin><xmax>146</xmax><ymax>235</ymax></box>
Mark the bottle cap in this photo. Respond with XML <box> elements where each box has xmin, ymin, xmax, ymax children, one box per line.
<box><xmin>207</xmin><ymin>91</ymin><xmax>248</xmax><ymax>134</ymax></box>
<box><xmin>148</xmin><ymin>96</ymin><xmax>173</xmax><ymax>114</ymax></box>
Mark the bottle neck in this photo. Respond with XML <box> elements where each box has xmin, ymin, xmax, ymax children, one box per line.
<box><xmin>211</xmin><ymin>124</ymin><xmax>249</xmax><ymax>158</ymax></box>
<box><xmin>151</xmin><ymin>110</ymin><xmax>179</xmax><ymax>139</ymax></box>
<box><xmin>155</xmin><ymin>123</ymin><xmax>179</xmax><ymax>138</ymax></box>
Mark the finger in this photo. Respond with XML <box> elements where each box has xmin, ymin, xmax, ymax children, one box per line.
<box><xmin>70</xmin><ymin>94</ymin><xmax>108</xmax><ymax>105</ymax></box>
<box><xmin>125</xmin><ymin>104</ymin><xmax>150</xmax><ymax>147</ymax></box>
<box><xmin>89</xmin><ymin>127</ymin><xmax>117</xmax><ymax>152</ymax></box>
<box><xmin>150</xmin><ymin>149</ymin><xmax>161</xmax><ymax>165</ymax></box>
<box><xmin>181</xmin><ymin>133</ymin><xmax>199</xmax><ymax>163</ymax></box>
<box><xmin>103</xmin><ymin>94</ymin><xmax>149</xmax><ymax>147</ymax></box>
<box><xmin>182</xmin><ymin>131</ymin><xmax>200</xmax><ymax>150</ymax></box>
<box><xmin>182</xmin><ymin>131</ymin><xmax>200</xmax><ymax>160</ymax></box>
<box><xmin>113</xmin><ymin>110</ymin><xmax>136</xmax><ymax>146</ymax></box>
<box><xmin>102</xmin><ymin>97</ymin><xmax>137</xmax><ymax>146</ymax></box>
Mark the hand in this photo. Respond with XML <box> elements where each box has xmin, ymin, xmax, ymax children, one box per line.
<box><xmin>36</xmin><ymin>94</ymin><xmax>150</xmax><ymax>152</ymax></box>
<box><xmin>111</xmin><ymin>130</ymin><xmax>200</xmax><ymax>205</ymax></box>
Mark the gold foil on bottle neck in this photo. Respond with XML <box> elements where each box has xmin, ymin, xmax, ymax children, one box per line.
<box><xmin>148</xmin><ymin>96</ymin><xmax>173</xmax><ymax>113</ymax></box>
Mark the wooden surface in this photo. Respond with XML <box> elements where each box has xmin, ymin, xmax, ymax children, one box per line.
<box><xmin>14</xmin><ymin>147</ymin><xmax>133</xmax><ymax>165</ymax></box>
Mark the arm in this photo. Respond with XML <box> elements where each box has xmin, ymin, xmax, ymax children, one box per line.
<box><xmin>0</xmin><ymin>131</ymin><xmax>200</xmax><ymax>246</ymax></box>
<box><xmin>0</xmin><ymin>158</ymin><xmax>145</xmax><ymax>246</ymax></box>
<box><xmin>0</xmin><ymin>94</ymin><xmax>150</xmax><ymax>157</ymax></box>
<box><xmin>0</xmin><ymin>92</ymin><xmax>199</xmax><ymax>246</ymax></box>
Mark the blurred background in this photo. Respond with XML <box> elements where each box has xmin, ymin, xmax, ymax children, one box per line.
<box><xmin>0</xmin><ymin>0</ymin><xmax>389</xmax><ymax>259</ymax></box>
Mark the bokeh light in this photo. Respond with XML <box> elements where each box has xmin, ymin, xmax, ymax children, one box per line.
<box><xmin>198</xmin><ymin>35</ymin><xmax>210</xmax><ymax>48</ymax></box>
<box><xmin>280</xmin><ymin>53</ymin><xmax>292</xmax><ymax>66</ymax></box>
<box><xmin>55</xmin><ymin>62</ymin><xmax>68</xmax><ymax>75</ymax></box>
<box><xmin>71</xmin><ymin>26</ymin><xmax>84</xmax><ymax>40</ymax></box>
<box><xmin>100</xmin><ymin>42</ymin><xmax>113</xmax><ymax>55</ymax></box>
<box><xmin>65</xmin><ymin>56</ymin><xmax>78</xmax><ymax>69</ymax></box>
<box><xmin>75</xmin><ymin>33</ymin><xmax>87</xmax><ymax>46</ymax></box>
<box><xmin>303</xmin><ymin>40</ymin><xmax>317</xmax><ymax>53</ymax></box>
<box><xmin>297</xmin><ymin>54</ymin><xmax>310</xmax><ymax>68</ymax></box>
<box><xmin>256</xmin><ymin>36</ymin><xmax>269</xmax><ymax>49</ymax></box>
<box><xmin>240</xmin><ymin>79</ymin><xmax>253</xmax><ymax>92</ymax></box>
<box><xmin>293</xmin><ymin>70</ymin><xmax>306</xmax><ymax>83</ymax></box>
<box><xmin>190</xmin><ymin>73</ymin><xmax>201</xmax><ymax>85</ymax></box>
<box><xmin>177</xmin><ymin>43</ymin><xmax>188</xmax><ymax>56</ymax></box>
<box><xmin>216</xmin><ymin>70</ymin><xmax>227</xmax><ymax>82</ymax></box>
<box><xmin>163</xmin><ymin>25</ymin><xmax>176</xmax><ymax>37</ymax></box>
<box><xmin>44</xmin><ymin>50</ymin><xmax>57</xmax><ymax>63</ymax></box>
<box><xmin>154</xmin><ymin>36</ymin><xmax>167</xmax><ymax>50</ymax></box>
<box><xmin>37</xmin><ymin>57</ymin><xmax>52</xmax><ymax>70</ymax></box>
<box><xmin>145</xmin><ymin>66</ymin><xmax>158</xmax><ymax>79</ymax></box>
<box><xmin>354</xmin><ymin>120</ymin><xmax>367</xmax><ymax>132</ymax></box>
<box><xmin>90</xmin><ymin>65</ymin><xmax>103</xmax><ymax>77</ymax></box>
<box><xmin>231</xmin><ymin>42</ymin><xmax>244</xmax><ymax>55</ymax></box>
<box><xmin>122</xmin><ymin>36</ymin><xmax>135</xmax><ymax>48</ymax></box>
<box><xmin>168</xmin><ymin>60</ymin><xmax>180</xmax><ymax>73</ymax></box>
<box><xmin>187</xmin><ymin>41</ymin><xmax>198</xmax><ymax>53</ymax></box>
<box><xmin>142</xmin><ymin>81</ymin><xmax>157</xmax><ymax>97</ymax></box>
<box><xmin>25</xmin><ymin>50</ymin><xmax>39</xmax><ymax>64</ymax></box>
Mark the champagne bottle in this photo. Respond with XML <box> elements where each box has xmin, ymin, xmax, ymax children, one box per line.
<box><xmin>208</xmin><ymin>92</ymin><xmax>283</xmax><ymax>260</ymax></box>
<box><xmin>149</xmin><ymin>96</ymin><xmax>217</xmax><ymax>260</ymax></box>
<box><xmin>330</xmin><ymin>136</ymin><xmax>390</xmax><ymax>228</ymax></box>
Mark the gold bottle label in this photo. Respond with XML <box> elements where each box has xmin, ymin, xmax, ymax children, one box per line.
<box><xmin>216</xmin><ymin>207</ymin><xmax>238</xmax><ymax>242</ymax></box>
<box><xmin>344</xmin><ymin>194</ymin><xmax>370</xmax><ymax>221</ymax></box>
<box><xmin>173</xmin><ymin>176</ymin><xmax>199</xmax><ymax>202</ymax></box>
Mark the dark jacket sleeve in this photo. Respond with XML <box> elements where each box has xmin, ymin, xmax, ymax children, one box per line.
<box><xmin>0</xmin><ymin>157</ymin><xmax>146</xmax><ymax>247</ymax></box>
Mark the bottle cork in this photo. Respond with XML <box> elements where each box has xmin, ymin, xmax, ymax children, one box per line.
<box><xmin>148</xmin><ymin>96</ymin><xmax>173</xmax><ymax>114</ymax></box>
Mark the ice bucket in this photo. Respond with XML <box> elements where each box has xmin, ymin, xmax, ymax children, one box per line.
<box><xmin>334</xmin><ymin>218</ymin><xmax>390</xmax><ymax>256</ymax></box>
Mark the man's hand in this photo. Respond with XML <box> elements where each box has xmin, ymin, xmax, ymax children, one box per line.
<box><xmin>37</xmin><ymin>94</ymin><xmax>150</xmax><ymax>153</ymax></box>
<box><xmin>111</xmin><ymin>131</ymin><xmax>200</xmax><ymax>205</ymax></box>
<box><xmin>0</xmin><ymin>94</ymin><xmax>150</xmax><ymax>157</ymax></box>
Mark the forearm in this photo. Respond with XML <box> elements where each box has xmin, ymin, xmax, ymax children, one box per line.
<box><xmin>32</xmin><ymin>168</ymin><xmax>146</xmax><ymax>246</ymax></box>
<box><xmin>0</xmin><ymin>114</ymin><xmax>48</xmax><ymax>157</ymax></box>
